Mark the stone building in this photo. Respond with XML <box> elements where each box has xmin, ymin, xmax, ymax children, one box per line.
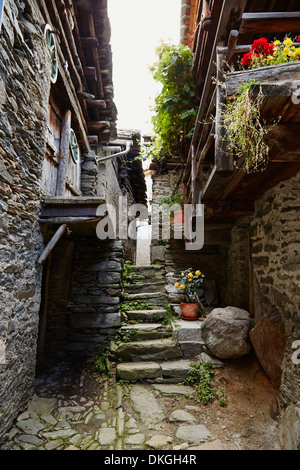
<box><xmin>0</xmin><ymin>0</ymin><xmax>145</xmax><ymax>437</ymax></box>
<box><xmin>149</xmin><ymin>0</ymin><xmax>300</xmax><ymax>445</ymax></box>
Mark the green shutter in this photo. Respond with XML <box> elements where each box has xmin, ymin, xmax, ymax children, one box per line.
<box><xmin>70</xmin><ymin>129</ymin><xmax>80</xmax><ymax>163</ymax></box>
<box><xmin>44</xmin><ymin>24</ymin><xmax>58</xmax><ymax>83</ymax></box>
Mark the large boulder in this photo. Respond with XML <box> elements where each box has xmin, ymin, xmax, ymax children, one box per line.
<box><xmin>201</xmin><ymin>306</ymin><xmax>252</xmax><ymax>359</ymax></box>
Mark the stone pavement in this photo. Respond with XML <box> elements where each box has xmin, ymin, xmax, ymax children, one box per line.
<box><xmin>0</xmin><ymin>360</ymin><xmax>231</xmax><ymax>451</ymax></box>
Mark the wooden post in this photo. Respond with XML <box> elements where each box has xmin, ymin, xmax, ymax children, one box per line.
<box><xmin>215</xmin><ymin>47</ymin><xmax>234</xmax><ymax>173</ymax></box>
<box><xmin>226</xmin><ymin>30</ymin><xmax>239</xmax><ymax>63</ymax></box>
<box><xmin>38</xmin><ymin>224</ymin><xmax>67</xmax><ymax>265</ymax></box>
<box><xmin>56</xmin><ymin>109</ymin><xmax>71</xmax><ymax>196</ymax></box>
<box><xmin>37</xmin><ymin>253</ymin><xmax>52</xmax><ymax>363</ymax></box>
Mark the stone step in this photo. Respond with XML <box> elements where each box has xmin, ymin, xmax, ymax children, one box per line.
<box><xmin>111</xmin><ymin>338</ymin><xmax>183</xmax><ymax>362</ymax></box>
<box><xmin>116</xmin><ymin>358</ymin><xmax>193</xmax><ymax>382</ymax></box>
<box><xmin>119</xmin><ymin>323</ymin><xmax>172</xmax><ymax>341</ymax></box>
<box><xmin>124</xmin><ymin>292</ymin><xmax>168</xmax><ymax>307</ymax></box>
<box><xmin>124</xmin><ymin>281</ymin><xmax>166</xmax><ymax>294</ymax></box>
<box><xmin>171</xmin><ymin>319</ymin><xmax>205</xmax><ymax>358</ymax></box>
<box><xmin>126</xmin><ymin>309</ymin><xmax>167</xmax><ymax>323</ymax></box>
<box><xmin>131</xmin><ymin>265</ymin><xmax>165</xmax><ymax>272</ymax></box>
<box><xmin>171</xmin><ymin>319</ymin><xmax>204</xmax><ymax>342</ymax></box>
<box><xmin>130</xmin><ymin>265</ymin><xmax>166</xmax><ymax>283</ymax></box>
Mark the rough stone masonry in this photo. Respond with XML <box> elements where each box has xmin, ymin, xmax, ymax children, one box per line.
<box><xmin>0</xmin><ymin>0</ymin><xmax>51</xmax><ymax>435</ymax></box>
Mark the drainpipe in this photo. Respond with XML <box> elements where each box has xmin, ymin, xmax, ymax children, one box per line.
<box><xmin>96</xmin><ymin>140</ymin><xmax>133</xmax><ymax>164</ymax></box>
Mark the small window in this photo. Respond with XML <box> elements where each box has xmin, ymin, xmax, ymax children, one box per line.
<box><xmin>70</xmin><ymin>128</ymin><xmax>80</xmax><ymax>163</ymax></box>
<box><xmin>0</xmin><ymin>0</ymin><xmax>4</xmax><ymax>33</ymax></box>
<box><xmin>44</xmin><ymin>24</ymin><xmax>58</xmax><ymax>83</ymax></box>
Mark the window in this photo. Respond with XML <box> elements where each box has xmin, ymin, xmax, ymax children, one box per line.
<box><xmin>70</xmin><ymin>128</ymin><xmax>80</xmax><ymax>164</ymax></box>
<box><xmin>44</xmin><ymin>24</ymin><xmax>58</xmax><ymax>83</ymax></box>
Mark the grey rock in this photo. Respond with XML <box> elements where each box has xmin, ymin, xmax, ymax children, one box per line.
<box><xmin>117</xmin><ymin>361</ymin><xmax>161</xmax><ymax>380</ymax></box>
<box><xmin>130</xmin><ymin>385</ymin><xmax>165</xmax><ymax>427</ymax></box>
<box><xmin>115</xmin><ymin>338</ymin><xmax>182</xmax><ymax>362</ymax></box>
<box><xmin>17</xmin><ymin>419</ymin><xmax>45</xmax><ymax>435</ymax></box>
<box><xmin>146</xmin><ymin>434</ymin><xmax>173</xmax><ymax>449</ymax></box>
<box><xmin>201</xmin><ymin>306</ymin><xmax>252</xmax><ymax>359</ymax></box>
<box><xmin>27</xmin><ymin>395</ymin><xmax>57</xmax><ymax>415</ymax></box>
<box><xmin>197</xmin><ymin>352</ymin><xmax>224</xmax><ymax>368</ymax></box>
<box><xmin>15</xmin><ymin>434</ymin><xmax>44</xmax><ymax>447</ymax></box>
<box><xmin>42</xmin><ymin>429</ymin><xmax>77</xmax><ymax>440</ymax></box>
<box><xmin>169</xmin><ymin>410</ymin><xmax>196</xmax><ymax>423</ymax></box>
<box><xmin>176</xmin><ymin>425</ymin><xmax>212</xmax><ymax>444</ymax></box>
<box><xmin>98</xmin><ymin>428</ymin><xmax>116</xmax><ymax>445</ymax></box>
<box><xmin>125</xmin><ymin>433</ymin><xmax>145</xmax><ymax>445</ymax></box>
<box><xmin>45</xmin><ymin>439</ymin><xmax>64</xmax><ymax>450</ymax></box>
<box><xmin>152</xmin><ymin>384</ymin><xmax>194</xmax><ymax>396</ymax></box>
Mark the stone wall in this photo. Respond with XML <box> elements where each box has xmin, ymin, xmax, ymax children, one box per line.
<box><xmin>0</xmin><ymin>0</ymin><xmax>50</xmax><ymax>436</ymax></box>
<box><xmin>249</xmin><ymin>171</ymin><xmax>300</xmax><ymax>404</ymax></box>
<box><xmin>227</xmin><ymin>216</ymin><xmax>251</xmax><ymax>311</ymax></box>
<box><xmin>42</xmin><ymin>238</ymin><xmax>122</xmax><ymax>360</ymax></box>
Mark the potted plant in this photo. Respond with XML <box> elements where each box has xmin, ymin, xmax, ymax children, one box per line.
<box><xmin>159</xmin><ymin>193</ymin><xmax>184</xmax><ymax>224</ymax></box>
<box><xmin>175</xmin><ymin>268</ymin><xmax>206</xmax><ymax>321</ymax></box>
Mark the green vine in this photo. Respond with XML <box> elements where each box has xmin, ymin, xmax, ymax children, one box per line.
<box><xmin>123</xmin><ymin>260</ymin><xmax>137</xmax><ymax>285</ymax></box>
<box><xmin>183</xmin><ymin>361</ymin><xmax>227</xmax><ymax>407</ymax></box>
<box><xmin>221</xmin><ymin>80</ymin><xmax>276</xmax><ymax>173</ymax></box>
<box><xmin>142</xmin><ymin>42</ymin><xmax>197</xmax><ymax>162</ymax></box>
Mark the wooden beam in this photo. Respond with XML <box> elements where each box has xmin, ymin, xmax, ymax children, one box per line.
<box><xmin>87</xmin><ymin>121</ymin><xmax>110</xmax><ymax>132</ymax></box>
<box><xmin>240</xmin><ymin>12</ymin><xmax>300</xmax><ymax>35</ymax></box>
<box><xmin>226</xmin><ymin>62</ymin><xmax>300</xmax><ymax>97</ymax></box>
<box><xmin>87</xmin><ymin>99</ymin><xmax>107</xmax><ymax>109</ymax></box>
<box><xmin>87</xmin><ymin>135</ymin><xmax>98</xmax><ymax>145</ymax></box>
<box><xmin>204</xmin><ymin>200</ymin><xmax>255</xmax><ymax>218</ymax></box>
<box><xmin>80</xmin><ymin>36</ymin><xmax>99</xmax><ymax>47</ymax></box>
<box><xmin>39</xmin><ymin>216</ymin><xmax>102</xmax><ymax>224</ymax></box>
<box><xmin>56</xmin><ymin>110</ymin><xmax>72</xmax><ymax>196</ymax></box>
<box><xmin>215</xmin><ymin>48</ymin><xmax>233</xmax><ymax>173</ymax></box>
<box><xmin>195</xmin><ymin>126</ymin><xmax>215</xmax><ymax>178</ymax></box>
<box><xmin>38</xmin><ymin>224</ymin><xmax>67</xmax><ymax>264</ymax></box>
<box><xmin>84</xmin><ymin>66</ymin><xmax>97</xmax><ymax>80</ymax></box>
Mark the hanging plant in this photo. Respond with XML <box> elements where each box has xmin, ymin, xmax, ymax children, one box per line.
<box><xmin>220</xmin><ymin>80</ymin><xmax>277</xmax><ymax>173</ymax></box>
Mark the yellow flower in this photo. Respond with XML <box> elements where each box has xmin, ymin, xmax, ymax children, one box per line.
<box><xmin>267</xmin><ymin>55</ymin><xmax>273</xmax><ymax>62</ymax></box>
<box><xmin>188</xmin><ymin>273</ymin><xmax>193</xmax><ymax>278</ymax></box>
<box><xmin>188</xmin><ymin>278</ymin><xmax>193</xmax><ymax>282</ymax></box>
<box><xmin>273</xmin><ymin>40</ymin><xmax>280</xmax><ymax>46</ymax></box>
<box><xmin>283</xmin><ymin>37</ymin><xmax>293</xmax><ymax>48</ymax></box>
<box><xmin>195</xmin><ymin>270</ymin><xmax>201</xmax><ymax>276</ymax></box>
<box><xmin>283</xmin><ymin>47</ymin><xmax>290</xmax><ymax>56</ymax></box>
<box><xmin>175</xmin><ymin>283</ymin><xmax>179</xmax><ymax>289</ymax></box>
<box><xmin>181</xmin><ymin>272</ymin><xmax>184</xmax><ymax>277</ymax></box>
<box><xmin>180</xmin><ymin>284</ymin><xmax>186</xmax><ymax>290</ymax></box>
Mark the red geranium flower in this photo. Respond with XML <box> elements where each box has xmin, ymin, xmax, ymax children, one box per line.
<box><xmin>251</xmin><ymin>37</ymin><xmax>274</xmax><ymax>55</ymax></box>
<box><xmin>241</xmin><ymin>52</ymin><xmax>253</xmax><ymax>67</ymax></box>
<box><xmin>297</xmin><ymin>35</ymin><xmax>300</xmax><ymax>43</ymax></box>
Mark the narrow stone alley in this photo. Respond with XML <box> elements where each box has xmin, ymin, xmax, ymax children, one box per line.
<box><xmin>0</xmin><ymin>351</ymin><xmax>280</xmax><ymax>451</ymax></box>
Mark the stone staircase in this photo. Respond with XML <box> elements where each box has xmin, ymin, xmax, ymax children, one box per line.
<box><xmin>109</xmin><ymin>265</ymin><xmax>205</xmax><ymax>383</ymax></box>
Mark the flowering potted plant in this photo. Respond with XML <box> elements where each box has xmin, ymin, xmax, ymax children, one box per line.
<box><xmin>241</xmin><ymin>35</ymin><xmax>300</xmax><ymax>69</ymax></box>
<box><xmin>175</xmin><ymin>268</ymin><xmax>205</xmax><ymax>321</ymax></box>
<box><xmin>159</xmin><ymin>193</ymin><xmax>184</xmax><ymax>224</ymax></box>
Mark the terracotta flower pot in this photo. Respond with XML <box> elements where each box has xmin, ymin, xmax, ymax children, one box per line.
<box><xmin>180</xmin><ymin>302</ymin><xmax>199</xmax><ymax>321</ymax></box>
<box><xmin>174</xmin><ymin>210</ymin><xmax>184</xmax><ymax>224</ymax></box>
